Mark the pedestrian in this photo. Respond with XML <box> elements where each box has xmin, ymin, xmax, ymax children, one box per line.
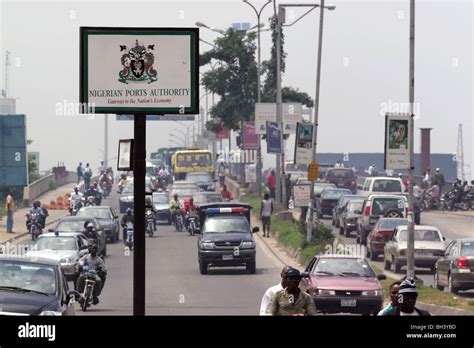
<box><xmin>378</xmin><ymin>281</ymin><xmax>401</xmax><ymax>315</ymax></box>
<box><xmin>83</xmin><ymin>163</ymin><xmax>92</xmax><ymax>190</ymax></box>
<box><xmin>413</xmin><ymin>198</ymin><xmax>421</xmax><ymax>225</ymax></box>
<box><xmin>5</xmin><ymin>191</ymin><xmax>15</xmax><ymax>233</ymax></box>
<box><xmin>261</xmin><ymin>193</ymin><xmax>273</xmax><ymax>238</ymax></box>
<box><xmin>218</xmin><ymin>162</ymin><xmax>226</xmax><ymax>188</ymax></box>
<box><xmin>267</xmin><ymin>170</ymin><xmax>276</xmax><ymax>199</ymax></box>
<box><xmin>422</xmin><ymin>168</ymin><xmax>431</xmax><ymax>189</ymax></box>
<box><xmin>76</xmin><ymin>162</ymin><xmax>83</xmax><ymax>184</ymax></box>
<box><xmin>265</xmin><ymin>268</ymin><xmax>317</xmax><ymax>316</ymax></box>
<box><xmin>260</xmin><ymin>266</ymin><xmax>292</xmax><ymax>315</ymax></box>
<box><xmin>383</xmin><ymin>277</ymin><xmax>430</xmax><ymax>316</ymax></box>
<box><xmin>432</xmin><ymin>168</ymin><xmax>445</xmax><ymax>197</ymax></box>
<box><xmin>99</xmin><ymin>160</ymin><xmax>107</xmax><ymax>175</ymax></box>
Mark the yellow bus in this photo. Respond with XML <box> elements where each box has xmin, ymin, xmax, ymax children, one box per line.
<box><xmin>172</xmin><ymin>149</ymin><xmax>214</xmax><ymax>180</ymax></box>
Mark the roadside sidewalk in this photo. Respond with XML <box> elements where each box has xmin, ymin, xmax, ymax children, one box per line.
<box><xmin>0</xmin><ymin>184</ymin><xmax>75</xmax><ymax>244</ymax></box>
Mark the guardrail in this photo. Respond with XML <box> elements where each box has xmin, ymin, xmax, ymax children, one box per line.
<box><xmin>23</xmin><ymin>171</ymin><xmax>79</xmax><ymax>206</ymax></box>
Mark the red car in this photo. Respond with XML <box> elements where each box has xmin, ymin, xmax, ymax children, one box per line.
<box><xmin>366</xmin><ymin>218</ymin><xmax>409</xmax><ymax>261</ymax></box>
<box><xmin>300</xmin><ymin>255</ymin><xmax>386</xmax><ymax>315</ymax></box>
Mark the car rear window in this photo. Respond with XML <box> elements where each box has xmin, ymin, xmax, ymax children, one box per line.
<box><xmin>77</xmin><ymin>209</ymin><xmax>111</xmax><ymax>219</ymax></box>
<box><xmin>379</xmin><ymin>219</ymin><xmax>409</xmax><ymax>229</ymax></box>
<box><xmin>348</xmin><ymin>201</ymin><xmax>363</xmax><ymax>212</ymax></box>
<box><xmin>372</xmin><ymin>180</ymin><xmax>402</xmax><ymax>192</ymax></box>
<box><xmin>398</xmin><ymin>229</ymin><xmax>441</xmax><ymax>242</ymax></box>
<box><xmin>33</xmin><ymin>236</ymin><xmax>77</xmax><ymax>251</ymax></box>
<box><xmin>57</xmin><ymin>220</ymin><xmax>95</xmax><ymax>232</ymax></box>
<box><xmin>326</xmin><ymin>169</ymin><xmax>355</xmax><ymax>179</ymax></box>
<box><xmin>321</xmin><ymin>190</ymin><xmax>352</xmax><ymax>200</ymax></box>
<box><xmin>371</xmin><ymin>198</ymin><xmax>405</xmax><ymax>215</ymax></box>
<box><xmin>202</xmin><ymin>217</ymin><xmax>249</xmax><ymax>234</ymax></box>
<box><xmin>461</xmin><ymin>242</ymin><xmax>474</xmax><ymax>256</ymax></box>
<box><xmin>314</xmin><ymin>258</ymin><xmax>375</xmax><ymax>277</ymax></box>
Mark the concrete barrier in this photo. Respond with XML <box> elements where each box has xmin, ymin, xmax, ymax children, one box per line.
<box><xmin>24</xmin><ymin>171</ymin><xmax>79</xmax><ymax>206</ymax></box>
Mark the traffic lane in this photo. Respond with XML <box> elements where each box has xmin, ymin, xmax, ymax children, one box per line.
<box><xmin>81</xmin><ymin>189</ymin><xmax>282</xmax><ymax>315</ymax></box>
<box><xmin>322</xmin><ymin>217</ymin><xmax>474</xmax><ymax>297</ymax></box>
<box><xmin>419</xmin><ymin>211</ymin><xmax>474</xmax><ymax>242</ymax></box>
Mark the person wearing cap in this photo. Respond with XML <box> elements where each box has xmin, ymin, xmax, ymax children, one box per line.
<box><xmin>383</xmin><ymin>278</ymin><xmax>430</xmax><ymax>316</ymax></box>
<box><xmin>260</xmin><ymin>266</ymin><xmax>292</xmax><ymax>315</ymax></box>
<box><xmin>83</xmin><ymin>221</ymin><xmax>100</xmax><ymax>244</ymax></box>
<box><xmin>377</xmin><ymin>281</ymin><xmax>401</xmax><ymax>316</ymax></box>
<box><xmin>121</xmin><ymin>208</ymin><xmax>134</xmax><ymax>242</ymax></box>
<box><xmin>75</xmin><ymin>242</ymin><xmax>107</xmax><ymax>305</ymax></box>
<box><xmin>266</xmin><ymin>268</ymin><xmax>317</xmax><ymax>316</ymax></box>
<box><xmin>432</xmin><ymin>168</ymin><xmax>445</xmax><ymax>198</ymax></box>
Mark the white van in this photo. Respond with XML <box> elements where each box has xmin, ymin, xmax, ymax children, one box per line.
<box><xmin>359</xmin><ymin>177</ymin><xmax>404</xmax><ymax>196</ymax></box>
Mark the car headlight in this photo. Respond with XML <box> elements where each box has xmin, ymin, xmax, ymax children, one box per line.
<box><xmin>200</xmin><ymin>242</ymin><xmax>214</xmax><ymax>250</ymax></box>
<box><xmin>318</xmin><ymin>289</ymin><xmax>336</xmax><ymax>295</ymax></box>
<box><xmin>59</xmin><ymin>257</ymin><xmax>74</xmax><ymax>264</ymax></box>
<box><xmin>241</xmin><ymin>241</ymin><xmax>255</xmax><ymax>249</ymax></box>
<box><xmin>362</xmin><ymin>290</ymin><xmax>383</xmax><ymax>296</ymax></box>
<box><xmin>39</xmin><ymin>311</ymin><xmax>62</xmax><ymax>316</ymax></box>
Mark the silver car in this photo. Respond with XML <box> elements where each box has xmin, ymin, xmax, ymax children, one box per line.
<box><xmin>26</xmin><ymin>232</ymin><xmax>90</xmax><ymax>280</ymax></box>
<box><xmin>383</xmin><ymin>225</ymin><xmax>445</xmax><ymax>273</ymax></box>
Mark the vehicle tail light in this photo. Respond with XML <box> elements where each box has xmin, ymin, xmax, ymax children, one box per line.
<box><xmin>399</xmin><ymin>250</ymin><xmax>406</xmax><ymax>256</ymax></box>
<box><xmin>458</xmin><ymin>257</ymin><xmax>470</xmax><ymax>268</ymax></box>
<box><xmin>351</xmin><ymin>181</ymin><xmax>356</xmax><ymax>187</ymax></box>
<box><xmin>374</xmin><ymin>232</ymin><xmax>384</xmax><ymax>241</ymax></box>
<box><xmin>364</xmin><ymin>206</ymin><xmax>371</xmax><ymax>216</ymax></box>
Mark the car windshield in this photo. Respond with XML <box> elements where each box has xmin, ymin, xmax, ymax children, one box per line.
<box><xmin>172</xmin><ymin>188</ymin><xmax>199</xmax><ymax>196</ymax></box>
<box><xmin>348</xmin><ymin>201</ymin><xmax>363</xmax><ymax>212</ymax></box>
<box><xmin>203</xmin><ymin>217</ymin><xmax>249</xmax><ymax>234</ymax></box>
<box><xmin>379</xmin><ymin>219</ymin><xmax>409</xmax><ymax>229</ymax></box>
<box><xmin>77</xmin><ymin>208</ymin><xmax>111</xmax><ymax>219</ymax></box>
<box><xmin>372</xmin><ymin>180</ymin><xmax>402</xmax><ymax>192</ymax></box>
<box><xmin>314</xmin><ymin>184</ymin><xmax>336</xmax><ymax>195</ymax></box>
<box><xmin>194</xmin><ymin>194</ymin><xmax>223</xmax><ymax>204</ymax></box>
<box><xmin>398</xmin><ymin>229</ymin><xmax>441</xmax><ymax>242</ymax></box>
<box><xmin>314</xmin><ymin>258</ymin><xmax>375</xmax><ymax>277</ymax></box>
<box><xmin>326</xmin><ymin>169</ymin><xmax>355</xmax><ymax>179</ymax></box>
<box><xmin>153</xmin><ymin>194</ymin><xmax>168</xmax><ymax>204</ymax></box>
<box><xmin>286</xmin><ymin>163</ymin><xmax>307</xmax><ymax>172</ymax></box>
<box><xmin>186</xmin><ymin>173</ymin><xmax>212</xmax><ymax>183</ymax></box>
<box><xmin>57</xmin><ymin>220</ymin><xmax>91</xmax><ymax>232</ymax></box>
<box><xmin>321</xmin><ymin>190</ymin><xmax>352</xmax><ymax>200</ymax></box>
<box><xmin>461</xmin><ymin>242</ymin><xmax>474</xmax><ymax>256</ymax></box>
<box><xmin>372</xmin><ymin>198</ymin><xmax>405</xmax><ymax>215</ymax></box>
<box><xmin>33</xmin><ymin>236</ymin><xmax>77</xmax><ymax>251</ymax></box>
<box><xmin>0</xmin><ymin>261</ymin><xmax>57</xmax><ymax>295</ymax></box>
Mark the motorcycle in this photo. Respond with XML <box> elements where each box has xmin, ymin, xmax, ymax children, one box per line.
<box><xmin>101</xmin><ymin>181</ymin><xmax>112</xmax><ymax>199</ymax></box>
<box><xmin>187</xmin><ymin>214</ymin><xmax>198</xmax><ymax>236</ymax></box>
<box><xmin>125</xmin><ymin>222</ymin><xmax>134</xmax><ymax>250</ymax></box>
<box><xmin>69</xmin><ymin>199</ymin><xmax>83</xmax><ymax>216</ymax></box>
<box><xmin>417</xmin><ymin>191</ymin><xmax>439</xmax><ymax>211</ymax></box>
<box><xmin>78</xmin><ymin>264</ymin><xmax>103</xmax><ymax>312</ymax></box>
<box><xmin>26</xmin><ymin>213</ymin><xmax>42</xmax><ymax>241</ymax></box>
<box><xmin>175</xmin><ymin>212</ymin><xmax>184</xmax><ymax>232</ymax></box>
<box><xmin>441</xmin><ymin>188</ymin><xmax>471</xmax><ymax>211</ymax></box>
<box><xmin>145</xmin><ymin>210</ymin><xmax>155</xmax><ymax>237</ymax></box>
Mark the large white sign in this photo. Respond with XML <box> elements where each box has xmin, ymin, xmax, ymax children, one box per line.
<box><xmin>80</xmin><ymin>27</ymin><xmax>199</xmax><ymax>115</ymax></box>
<box><xmin>255</xmin><ymin>103</ymin><xmax>302</xmax><ymax>134</ymax></box>
<box><xmin>245</xmin><ymin>164</ymin><xmax>257</xmax><ymax>183</ymax></box>
<box><xmin>294</xmin><ymin>123</ymin><xmax>314</xmax><ymax>165</ymax></box>
<box><xmin>293</xmin><ymin>184</ymin><xmax>311</xmax><ymax>207</ymax></box>
<box><xmin>384</xmin><ymin>113</ymin><xmax>411</xmax><ymax>170</ymax></box>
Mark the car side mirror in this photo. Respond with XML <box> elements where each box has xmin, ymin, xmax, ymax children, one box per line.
<box><xmin>443</xmin><ymin>237</ymin><xmax>446</xmax><ymax>241</ymax></box>
<box><xmin>377</xmin><ymin>274</ymin><xmax>387</xmax><ymax>280</ymax></box>
<box><xmin>48</xmin><ymin>229</ymin><xmax>55</xmax><ymax>233</ymax></box>
<box><xmin>252</xmin><ymin>227</ymin><xmax>260</xmax><ymax>233</ymax></box>
<box><xmin>67</xmin><ymin>290</ymin><xmax>80</xmax><ymax>301</ymax></box>
<box><xmin>301</xmin><ymin>271</ymin><xmax>310</xmax><ymax>278</ymax></box>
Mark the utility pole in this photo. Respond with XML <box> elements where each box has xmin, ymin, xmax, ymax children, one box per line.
<box><xmin>457</xmin><ymin>124</ymin><xmax>465</xmax><ymax>181</ymax></box>
<box><xmin>406</xmin><ymin>0</ymin><xmax>416</xmax><ymax>279</ymax></box>
<box><xmin>4</xmin><ymin>51</ymin><xmax>11</xmax><ymax>98</ymax></box>
<box><xmin>274</xmin><ymin>1</ymin><xmax>284</xmax><ymax>207</ymax></box>
<box><xmin>104</xmin><ymin>114</ymin><xmax>109</xmax><ymax>168</ymax></box>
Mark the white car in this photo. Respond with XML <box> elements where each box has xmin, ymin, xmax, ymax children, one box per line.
<box><xmin>383</xmin><ymin>225</ymin><xmax>445</xmax><ymax>273</ymax></box>
<box><xmin>26</xmin><ymin>232</ymin><xmax>90</xmax><ymax>280</ymax></box>
<box><xmin>358</xmin><ymin>177</ymin><xmax>404</xmax><ymax>196</ymax></box>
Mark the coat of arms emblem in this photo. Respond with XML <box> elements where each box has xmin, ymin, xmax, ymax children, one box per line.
<box><xmin>119</xmin><ymin>40</ymin><xmax>158</xmax><ymax>84</ymax></box>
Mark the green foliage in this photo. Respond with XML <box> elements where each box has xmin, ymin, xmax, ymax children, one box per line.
<box><xmin>48</xmin><ymin>181</ymin><xmax>57</xmax><ymax>191</ymax></box>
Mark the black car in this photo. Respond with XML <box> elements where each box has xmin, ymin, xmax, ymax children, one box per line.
<box><xmin>197</xmin><ymin>203</ymin><xmax>259</xmax><ymax>275</ymax></box>
<box><xmin>51</xmin><ymin>216</ymin><xmax>107</xmax><ymax>257</ymax></box>
<box><xmin>323</xmin><ymin>168</ymin><xmax>358</xmax><ymax>194</ymax></box>
<box><xmin>332</xmin><ymin>195</ymin><xmax>365</xmax><ymax>227</ymax></box>
<box><xmin>316</xmin><ymin>188</ymin><xmax>352</xmax><ymax>218</ymax></box>
<box><xmin>152</xmin><ymin>191</ymin><xmax>172</xmax><ymax>224</ymax></box>
<box><xmin>185</xmin><ymin>172</ymin><xmax>216</xmax><ymax>191</ymax></box>
<box><xmin>339</xmin><ymin>199</ymin><xmax>364</xmax><ymax>237</ymax></box>
<box><xmin>0</xmin><ymin>256</ymin><xmax>76</xmax><ymax>315</ymax></box>
<box><xmin>76</xmin><ymin>206</ymin><xmax>120</xmax><ymax>243</ymax></box>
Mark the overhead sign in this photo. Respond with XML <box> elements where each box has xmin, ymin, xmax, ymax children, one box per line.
<box><xmin>293</xmin><ymin>184</ymin><xmax>311</xmax><ymax>207</ymax></box>
<box><xmin>245</xmin><ymin>164</ymin><xmax>257</xmax><ymax>183</ymax></box>
<box><xmin>266</xmin><ymin>121</ymin><xmax>282</xmax><ymax>154</ymax></box>
<box><xmin>117</xmin><ymin>139</ymin><xmax>134</xmax><ymax>171</ymax></box>
<box><xmin>384</xmin><ymin>113</ymin><xmax>411</xmax><ymax>170</ymax></box>
<box><xmin>80</xmin><ymin>27</ymin><xmax>199</xmax><ymax>115</ymax></box>
<box><xmin>308</xmin><ymin>162</ymin><xmax>320</xmax><ymax>181</ymax></box>
<box><xmin>116</xmin><ymin>115</ymin><xmax>195</xmax><ymax>121</ymax></box>
<box><xmin>255</xmin><ymin>103</ymin><xmax>302</xmax><ymax>134</ymax></box>
<box><xmin>0</xmin><ymin>115</ymin><xmax>27</xmax><ymax>187</ymax></box>
<box><xmin>242</xmin><ymin>122</ymin><xmax>258</xmax><ymax>150</ymax></box>
<box><xmin>294</xmin><ymin>122</ymin><xmax>314</xmax><ymax>165</ymax></box>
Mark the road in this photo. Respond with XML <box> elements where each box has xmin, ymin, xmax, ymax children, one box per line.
<box><xmin>318</xmin><ymin>210</ymin><xmax>474</xmax><ymax>297</ymax></box>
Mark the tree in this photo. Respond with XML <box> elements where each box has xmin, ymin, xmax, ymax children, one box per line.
<box><xmin>200</xmin><ymin>29</ymin><xmax>258</xmax><ymax>132</ymax></box>
<box><xmin>27</xmin><ymin>139</ymin><xmax>41</xmax><ymax>183</ymax></box>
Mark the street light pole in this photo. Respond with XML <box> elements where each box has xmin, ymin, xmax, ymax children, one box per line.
<box><xmin>274</xmin><ymin>1</ymin><xmax>284</xmax><ymax>207</ymax></box>
<box><xmin>407</xmin><ymin>0</ymin><xmax>416</xmax><ymax>279</ymax></box>
<box><xmin>104</xmin><ymin>114</ymin><xmax>109</xmax><ymax>168</ymax></box>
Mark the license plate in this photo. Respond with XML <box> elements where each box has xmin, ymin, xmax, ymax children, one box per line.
<box><xmin>341</xmin><ymin>299</ymin><xmax>356</xmax><ymax>307</ymax></box>
<box><xmin>127</xmin><ymin>231</ymin><xmax>133</xmax><ymax>236</ymax></box>
<box><xmin>222</xmin><ymin>254</ymin><xmax>233</xmax><ymax>260</ymax></box>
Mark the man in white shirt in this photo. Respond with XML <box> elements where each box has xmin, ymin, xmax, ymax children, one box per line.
<box><xmin>259</xmin><ymin>266</ymin><xmax>291</xmax><ymax>315</ymax></box>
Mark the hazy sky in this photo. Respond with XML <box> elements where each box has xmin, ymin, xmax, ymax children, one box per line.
<box><xmin>0</xmin><ymin>0</ymin><xmax>472</xmax><ymax>176</ymax></box>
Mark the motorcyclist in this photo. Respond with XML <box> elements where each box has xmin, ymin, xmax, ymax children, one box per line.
<box><xmin>426</xmin><ymin>184</ymin><xmax>439</xmax><ymax>210</ymax></box>
<box><xmin>121</xmin><ymin>208</ymin><xmax>134</xmax><ymax>243</ymax></box>
<box><xmin>83</xmin><ymin>221</ymin><xmax>101</xmax><ymax>246</ymax></box>
<box><xmin>69</xmin><ymin>186</ymin><xmax>84</xmax><ymax>214</ymax></box>
<box><xmin>118</xmin><ymin>174</ymin><xmax>128</xmax><ymax>193</ymax></box>
<box><xmin>85</xmin><ymin>182</ymin><xmax>102</xmax><ymax>206</ymax></box>
<box><xmin>184</xmin><ymin>198</ymin><xmax>198</xmax><ymax>230</ymax></box>
<box><xmin>75</xmin><ymin>242</ymin><xmax>107</xmax><ymax>305</ymax></box>
<box><xmin>99</xmin><ymin>171</ymin><xmax>112</xmax><ymax>197</ymax></box>
<box><xmin>27</xmin><ymin>201</ymin><xmax>46</xmax><ymax>230</ymax></box>
<box><xmin>169</xmin><ymin>194</ymin><xmax>181</xmax><ymax>228</ymax></box>
<box><xmin>220</xmin><ymin>185</ymin><xmax>233</xmax><ymax>201</ymax></box>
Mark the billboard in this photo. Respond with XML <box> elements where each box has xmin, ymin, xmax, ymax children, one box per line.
<box><xmin>80</xmin><ymin>27</ymin><xmax>199</xmax><ymax>115</ymax></box>
<box><xmin>384</xmin><ymin>113</ymin><xmax>411</xmax><ymax>170</ymax></box>
<box><xmin>116</xmin><ymin>115</ymin><xmax>195</xmax><ymax>121</ymax></box>
<box><xmin>255</xmin><ymin>103</ymin><xmax>302</xmax><ymax>134</ymax></box>
<box><xmin>242</xmin><ymin>122</ymin><xmax>258</xmax><ymax>150</ymax></box>
<box><xmin>0</xmin><ymin>115</ymin><xmax>27</xmax><ymax>187</ymax></box>
<box><xmin>294</xmin><ymin>123</ymin><xmax>314</xmax><ymax>165</ymax></box>
<box><xmin>266</xmin><ymin>121</ymin><xmax>282</xmax><ymax>154</ymax></box>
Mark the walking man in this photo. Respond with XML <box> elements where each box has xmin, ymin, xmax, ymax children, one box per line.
<box><xmin>76</xmin><ymin>162</ymin><xmax>83</xmax><ymax>184</ymax></box>
<box><xmin>83</xmin><ymin>163</ymin><xmax>92</xmax><ymax>190</ymax></box>
<box><xmin>261</xmin><ymin>193</ymin><xmax>273</xmax><ymax>238</ymax></box>
<box><xmin>432</xmin><ymin>168</ymin><xmax>445</xmax><ymax>198</ymax></box>
<box><xmin>5</xmin><ymin>191</ymin><xmax>15</xmax><ymax>233</ymax></box>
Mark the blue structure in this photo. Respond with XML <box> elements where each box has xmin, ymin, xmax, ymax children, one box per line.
<box><xmin>0</xmin><ymin>115</ymin><xmax>27</xmax><ymax>187</ymax></box>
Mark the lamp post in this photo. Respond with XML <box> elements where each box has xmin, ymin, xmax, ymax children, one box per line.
<box><xmin>169</xmin><ymin>133</ymin><xmax>186</xmax><ymax>147</ymax></box>
<box><xmin>243</xmin><ymin>0</ymin><xmax>272</xmax><ymax>197</ymax></box>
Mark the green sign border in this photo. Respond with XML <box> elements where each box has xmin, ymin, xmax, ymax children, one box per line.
<box><xmin>80</xmin><ymin>27</ymin><xmax>199</xmax><ymax>115</ymax></box>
